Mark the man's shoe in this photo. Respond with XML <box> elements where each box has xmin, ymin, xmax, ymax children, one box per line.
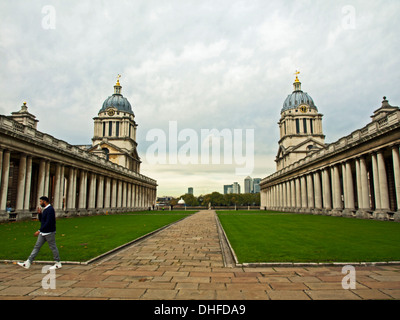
<box><xmin>17</xmin><ymin>260</ymin><xmax>31</xmax><ymax>269</ymax></box>
<box><xmin>49</xmin><ymin>262</ymin><xmax>62</xmax><ymax>270</ymax></box>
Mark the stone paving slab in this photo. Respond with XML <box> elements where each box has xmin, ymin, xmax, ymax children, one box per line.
<box><xmin>0</xmin><ymin>210</ymin><xmax>399</xmax><ymax>300</ymax></box>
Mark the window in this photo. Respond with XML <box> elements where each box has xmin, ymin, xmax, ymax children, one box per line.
<box><xmin>310</xmin><ymin>119</ymin><xmax>314</xmax><ymax>134</ymax></box>
<box><xmin>116</xmin><ymin>121</ymin><xmax>120</xmax><ymax>137</ymax></box>
<box><xmin>108</xmin><ymin>121</ymin><xmax>112</xmax><ymax>136</ymax></box>
<box><xmin>102</xmin><ymin>148</ymin><xmax>110</xmax><ymax>161</ymax></box>
<box><xmin>296</xmin><ymin>119</ymin><xmax>300</xmax><ymax>134</ymax></box>
<box><xmin>103</xmin><ymin>122</ymin><xmax>105</xmax><ymax>136</ymax></box>
<box><xmin>303</xmin><ymin>118</ymin><xmax>307</xmax><ymax>133</ymax></box>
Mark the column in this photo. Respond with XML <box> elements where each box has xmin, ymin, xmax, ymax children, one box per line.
<box><xmin>281</xmin><ymin>183</ymin><xmax>286</xmax><ymax>210</ymax></box>
<box><xmin>66</xmin><ymin>167</ymin><xmax>76</xmax><ymax>211</ymax></box>
<box><xmin>59</xmin><ymin>164</ymin><xmax>65</xmax><ymax>211</ymax></box>
<box><xmin>343</xmin><ymin>161</ymin><xmax>355</xmax><ymax>217</ymax></box>
<box><xmin>72</xmin><ymin>168</ymin><xmax>77</xmax><ymax>210</ymax></box>
<box><xmin>300</xmin><ymin>175</ymin><xmax>307</xmax><ymax>212</ymax></box>
<box><xmin>286</xmin><ymin>181</ymin><xmax>291</xmax><ymax>211</ymax></box>
<box><xmin>53</xmin><ymin>163</ymin><xmax>61</xmax><ymax>210</ymax></box>
<box><xmin>23</xmin><ymin>156</ymin><xmax>33</xmax><ymax>212</ymax></box>
<box><xmin>78</xmin><ymin>170</ymin><xmax>87</xmax><ymax>210</ymax></box>
<box><xmin>43</xmin><ymin>161</ymin><xmax>50</xmax><ymax>197</ymax></box>
<box><xmin>306</xmin><ymin>173</ymin><xmax>314</xmax><ymax>210</ymax></box>
<box><xmin>322</xmin><ymin>168</ymin><xmax>332</xmax><ymax>213</ymax></box>
<box><xmin>131</xmin><ymin>183</ymin><xmax>136</xmax><ymax>208</ymax></box>
<box><xmin>132</xmin><ymin>184</ymin><xmax>137</xmax><ymax>208</ymax></box>
<box><xmin>392</xmin><ymin>146</ymin><xmax>400</xmax><ymax>221</ymax></box>
<box><xmin>88</xmin><ymin>173</ymin><xmax>97</xmax><ymax>210</ymax></box>
<box><xmin>36</xmin><ymin>159</ymin><xmax>46</xmax><ymax>208</ymax></box>
<box><xmin>371</xmin><ymin>152</ymin><xmax>381</xmax><ymax>211</ymax></box>
<box><xmin>117</xmin><ymin>180</ymin><xmax>123</xmax><ymax>208</ymax></box>
<box><xmin>331</xmin><ymin>165</ymin><xmax>343</xmax><ymax>216</ymax></box>
<box><xmin>261</xmin><ymin>189</ymin><xmax>267</xmax><ymax>209</ymax></box>
<box><xmin>355</xmin><ymin>158</ymin><xmax>362</xmax><ymax>210</ymax></box>
<box><xmin>313</xmin><ymin>171</ymin><xmax>322</xmax><ymax>213</ymax></box>
<box><xmin>127</xmin><ymin>183</ymin><xmax>132</xmax><ymax>209</ymax></box>
<box><xmin>295</xmin><ymin>178</ymin><xmax>301</xmax><ymax>210</ymax></box>
<box><xmin>374</xmin><ymin>150</ymin><xmax>390</xmax><ymax>220</ymax></box>
<box><xmin>123</xmin><ymin>182</ymin><xmax>128</xmax><ymax>209</ymax></box>
<box><xmin>133</xmin><ymin>184</ymin><xmax>137</xmax><ymax>209</ymax></box>
<box><xmin>0</xmin><ymin>149</ymin><xmax>2</xmax><ymax>189</ymax></box>
<box><xmin>111</xmin><ymin>178</ymin><xmax>117</xmax><ymax>209</ymax></box>
<box><xmin>0</xmin><ymin>150</ymin><xmax>11</xmax><ymax>212</ymax></box>
<box><xmin>16</xmin><ymin>154</ymin><xmax>27</xmax><ymax>212</ymax></box>
<box><xmin>66</xmin><ymin>168</ymin><xmax>74</xmax><ymax>211</ymax></box>
<box><xmin>97</xmin><ymin>175</ymin><xmax>104</xmax><ymax>211</ymax></box>
<box><xmin>276</xmin><ymin>184</ymin><xmax>281</xmax><ymax>209</ymax></box>
<box><xmin>356</xmin><ymin>156</ymin><xmax>371</xmax><ymax>218</ymax></box>
<box><xmin>138</xmin><ymin>185</ymin><xmax>143</xmax><ymax>208</ymax></box>
<box><xmin>290</xmin><ymin>179</ymin><xmax>296</xmax><ymax>211</ymax></box>
<box><xmin>104</xmin><ymin>177</ymin><xmax>111</xmax><ymax>210</ymax></box>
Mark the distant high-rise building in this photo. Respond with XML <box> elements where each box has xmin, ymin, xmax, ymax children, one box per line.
<box><xmin>253</xmin><ymin>178</ymin><xmax>261</xmax><ymax>193</ymax></box>
<box><xmin>187</xmin><ymin>187</ymin><xmax>193</xmax><ymax>195</ymax></box>
<box><xmin>232</xmin><ymin>182</ymin><xmax>241</xmax><ymax>194</ymax></box>
<box><xmin>244</xmin><ymin>176</ymin><xmax>253</xmax><ymax>193</ymax></box>
<box><xmin>224</xmin><ymin>184</ymin><xmax>233</xmax><ymax>194</ymax></box>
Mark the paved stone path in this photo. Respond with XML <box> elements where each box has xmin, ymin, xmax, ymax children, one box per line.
<box><xmin>0</xmin><ymin>210</ymin><xmax>399</xmax><ymax>300</ymax></box>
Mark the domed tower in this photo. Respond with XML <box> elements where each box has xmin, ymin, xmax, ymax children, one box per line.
<box><xmin>90</xmin><ymin>76</ymin><xmax>141</xmax><ymax>172</ymax></box>
<box><xmin>276</xmin><ymin>72</ymin><xmax>325</xmax><ymax>170</ymax></box>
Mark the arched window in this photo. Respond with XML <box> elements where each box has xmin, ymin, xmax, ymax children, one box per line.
<box><xmin>102</xmin><ymin>148</ymin><xmax>110</xmax><ymax>161</ymax></box>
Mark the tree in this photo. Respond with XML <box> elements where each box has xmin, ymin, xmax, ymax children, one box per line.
<box><xmin>178</xmin><ymin>193</ymin><xmax>199</xmax><ymax>206</ymax></box>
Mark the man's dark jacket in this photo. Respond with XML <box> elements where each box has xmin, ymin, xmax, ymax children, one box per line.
<box><xmin>38</xmin><ymin>205</ymin><xmax>56</xmax><ymax>233</ymax></box>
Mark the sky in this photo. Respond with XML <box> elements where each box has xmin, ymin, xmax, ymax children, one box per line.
<box><xmin>0</xmin><ymin>0</ymin><xmax>399</xmax><ymax>197</ymax></box>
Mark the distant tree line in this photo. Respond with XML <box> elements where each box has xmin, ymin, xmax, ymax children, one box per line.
<box><xmin>171</xmin><ymin>192</ymin><xmax>260</xmax><ymax>207</ymax></box>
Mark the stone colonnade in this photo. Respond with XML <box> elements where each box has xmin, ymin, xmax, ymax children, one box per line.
<box><xmin>0</xmin><ymin>115</ymin><xmax>157</xmax><ymax>222</ymax></box>
<box><xmin>260</xmin><ymin>145</ymin><xmax>400</xmax><ymax>221</ymax></box>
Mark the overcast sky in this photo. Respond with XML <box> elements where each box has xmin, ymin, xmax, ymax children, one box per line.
<box><xmin>1</xmin><ymin>0</ymin><xmax>399</xmax><ymax>197</ymax></box>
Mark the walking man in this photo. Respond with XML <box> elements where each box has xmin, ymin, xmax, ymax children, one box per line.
<box><xmin>18</xmin><ymin>196</ymin><xmax>62</xmax><ymax>270</ymax></box>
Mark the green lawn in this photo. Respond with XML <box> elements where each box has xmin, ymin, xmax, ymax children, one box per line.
<box><xmin>0</xmin><ymin>211</ymin><xmax>194</xmax><ymax>262</ymax></box>
<box><xmin>217</xmin><ymin>211</ymin><xmax>400</xmax><ymax>263</ymax></box>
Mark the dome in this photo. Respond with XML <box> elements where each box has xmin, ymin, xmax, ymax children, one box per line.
<box><xmin>178</xmin><ymin>198</ymin><xmax>185</xmax><ymax>205</ymax></box>
<box><xmin>100</xmin><ymin>95</ymin><xmax>133</xmax><ymax>114</ymax></box>
<box><xmin>99</xmin><ymin>79</ymin><xmax>134</xmax><ymax>114</ymax></box>
<box><xmin>281</xmin><ymin>91</ymin><xmax>317</xmax><ymax>113</ymax></box>
<box><xmin>281</xmin><ymin>73</ymin><xmax>318</xmax><ymax>113</ymax></box>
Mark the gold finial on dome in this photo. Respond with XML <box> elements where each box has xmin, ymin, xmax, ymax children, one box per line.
<box><xmin>294</xmin><ymin>70</ymin><xmax>300</xmax><ymax>83</ymax></box>
<box><xmin>293</xmin><ymin>70</ymin><xmax>302</xmax><ymax>92</ymax></box>
<box><xmin>114</xmin><ymin>74</ymin><xmax>122</xmax><ymax>94</ymax></box>
<box><xmin>116</xmin><ymin>74</ymin><xmax>121</xmax><ymax>86</ymax></box>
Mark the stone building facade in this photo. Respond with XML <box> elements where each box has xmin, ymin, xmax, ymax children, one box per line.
<box><xmin>260</xmin><ymin>74</ymin><xmax>400</xmax><ymax>222</ymax></box>
<box><xmin>0</xmin><ymin>80</ymin><xmax>157</xmax><ymax>222</ymax></box>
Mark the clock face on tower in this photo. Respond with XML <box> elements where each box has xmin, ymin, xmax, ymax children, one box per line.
<box><xmin>299</xmin><ymin>105</ymin><xmax>308</xmax><ymax>113</ymax></box>
<box><xmin>107</xmin><ymin>108</ymin><xmax>115</xmax><ymax>116</ymax></box>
